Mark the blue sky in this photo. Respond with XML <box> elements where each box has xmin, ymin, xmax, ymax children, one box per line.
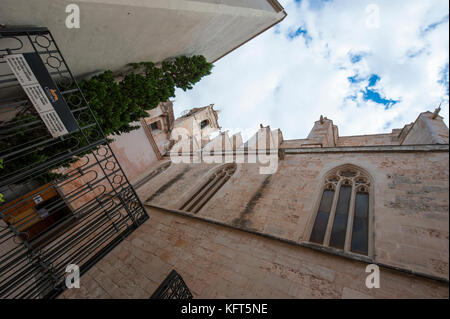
<box><xmin>173</xmin><ymin>0</ymin><xmax>449</xmax><ymax>140</ymax></box>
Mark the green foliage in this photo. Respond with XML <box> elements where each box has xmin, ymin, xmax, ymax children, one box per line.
<box><xmin>0</xmin><ymin>55</ymin><xmax>212</xmax><ymax>188</ymax></box>
<box><xmin>162</xmin><ymin>55</ymin><xmax>213</xmax><ymax>91</ymax></box>
<box><xmin>80</xmin><ymin>55</ymin><xmax>213</xmax><ymax>136</ymax></box>
<box><xmin>0</xmin><ymin>113</ymin><xmax>74</xmax><ymax>185</ymax></box>
<box><xmin>79</xmin><ymin>70</ymin><xmax>142</xmax><ymax>136</ymax></box>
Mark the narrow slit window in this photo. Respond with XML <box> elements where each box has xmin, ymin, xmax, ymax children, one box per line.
<box><xmin>180</xmin><ymin>164</ymin><xmax>236</xmax><ymax>214</ymax></box>
<box><xmin>351</xmin><ymin>192</ymin><xmax>369</xmax><ymax>255</ymax></box>
<box><xmin>200</xmin><ymin>120</ymin><xmax>209</xmax><ymax>129</ymax></box>
<box><xmin>150</xmin><ymin>120</ymin><xmax>162</xmax><ymax>131</ymax></box>
<box><xmin>310</xmin><ymin>189</ymin><xmax>334</xmax><ymax>244</ymax></box>
<box><xmin>134</xmin><ymin>161</ymin><xmax>171</xmax><ymax>189</ymax></box>
<box><xmin>329</xmin><ymin>185</ymin><xmax>352</xmax><ymax>249</ymax></box>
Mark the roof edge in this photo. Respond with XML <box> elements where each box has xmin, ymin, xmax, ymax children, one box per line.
<box><xmin>211</xmin><ymin>7</ymin><xmax>287</xmax><ymax>63</ymax></box>
<box><xmin>267</xmin><ymin>0</ymin><xmax>285</xmax><ymax>12</ymax></box>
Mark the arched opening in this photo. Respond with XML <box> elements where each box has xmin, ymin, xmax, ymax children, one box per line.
<box><xmin>179</xmin><ymin>163</ymin><xmax>237</xmax><ymax>214</ymax></box>
<box><xmin>308</xmin><ymin>164</ymin><xmax>373</xmax><ymax>256</ymax></box>
<box><xmin>134</xmin><ymin>161</ymin><xmax>171</xmax><ymax>189</ymax></box>
<box><xmin>200</xmin><ymin>119</ymin><xmax>209</xmax><ymax>129</ymax></box>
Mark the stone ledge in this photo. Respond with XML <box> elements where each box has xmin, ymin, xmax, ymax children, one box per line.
<box><xmin>163</xmin><ymin>144</ymin><xmax>448</xmax><ymax>159</ymax></box>
<box><xmin>283</xmin><ymin>144</ymin><xmax>449</xmax><ymax>154</ymax></box>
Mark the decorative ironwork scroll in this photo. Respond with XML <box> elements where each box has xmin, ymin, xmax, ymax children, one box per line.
<box><xmin>150</xmin><ymin>270</ymin><xmax>193</xmax><ymax>299</ymax></box>
<box><xmin>0</xmin><ymin>27</ymin><xmax>148</xmax><ymax>299</ymax></box>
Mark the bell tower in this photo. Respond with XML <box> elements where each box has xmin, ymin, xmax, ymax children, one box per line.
<box><xmin>172</xmin><ymin>104</ymin><xmax>220</xmax><ymax>148</ymax></box>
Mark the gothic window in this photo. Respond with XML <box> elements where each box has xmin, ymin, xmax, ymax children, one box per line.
<box><xmin>179</xmin><ymin>164</ymin><xmax>236</xmax><ymax>214</ymax></box>
<box><xmin>309</xmin><ymin>165</ymin><xmax>371</xmax><ymax>256</ymax></box>
<box><xmin>134</xmin><ymin>161</ymin><xmax>171</xmax><ymax>189</ymax></box>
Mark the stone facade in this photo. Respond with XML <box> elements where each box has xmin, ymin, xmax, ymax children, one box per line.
<box><xmin>173</xmin><ymin>104</ymin><xmax>221</xmax><ymax>150</ymax></box>
<box><xmin>60</xmin><ymin>207</ymin><xmax>448</xmax><ymax>299</ymax></box>
<box><xmin>111</xmin><ymin>101</ymin><xmax>175</xmax><ymax>184</ymax></box>
<box><xmin>111</xmin><ymin>103</ymin><xmax>222</xmax><ymax>186</ymax></box>
<box><xmin>60</xmin><ymin>109</ymin><xmax>449</xmax><ymax>299</ymax></box>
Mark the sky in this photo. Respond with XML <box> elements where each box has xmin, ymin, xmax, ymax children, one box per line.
<box><xmin>172</xmin><ymin>0</ymin><xmax>449</xmax><ymax>141</ymax></box>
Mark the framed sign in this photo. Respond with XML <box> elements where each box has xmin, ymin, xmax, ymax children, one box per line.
<box><xmin>5</xmin><ymin>53</ymin><xmax>79</xmax><ymax>138</ymax></box>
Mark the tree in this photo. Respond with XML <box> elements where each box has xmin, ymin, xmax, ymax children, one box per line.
<box><xmin>0</xmin><ymin>55</ymin><xmax>213</xmax><ymax>184</ymax></box>
<box><xmin>80</xmin><ymin>55</ymin><xmax>213</xmax><ymax>136</ymax></box>
<box><xmin>162</xmin><ymin>55</ymin><xmax>213</xmax><ymax>91</ymax></box>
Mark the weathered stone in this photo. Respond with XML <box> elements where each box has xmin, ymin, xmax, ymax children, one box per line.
<box><xmin>60</xmin><ymin>111</ymin><xmax>449</xmax><ymax>299</ymax></box>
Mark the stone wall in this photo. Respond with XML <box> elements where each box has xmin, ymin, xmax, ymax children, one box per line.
<box><xmin>138</xmin><ymin>162</ymin><xmax>217</xmax><ymax>206</ymax></box>
<box><xmin>59</xmin><ymin>207</ymin><xmax>448</xmax><ymax>299</ymax></box>
<box><xmin>337</xmin><ymin>134</ymin><xmax>397</xmax><ymax>146</ymax></box>
<box><xmin>281</xmin><ymin>111</ymin><xmax>449</xmax><ymax>148</ymax></box>
<box><xmin>141</xmin><ymin>148</ymin><xmax>449</xmax><ymax>280</ymax></box>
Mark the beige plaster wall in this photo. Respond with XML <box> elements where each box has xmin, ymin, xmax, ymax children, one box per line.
<box><xmin>109</xmin><ymin>122</ymin><xmax>160</xmax><ymax>184</ymax></box>
<box><xmin>1</xmin><ymin>0</ymin><xmax>285</xmax><ymax>76</ymax></box>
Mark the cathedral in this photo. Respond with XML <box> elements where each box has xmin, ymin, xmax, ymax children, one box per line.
<box><xmin>4</xmin><ymin>0</ymin><xmax>447</xmax><ymax>302</ymax></box>
<box><xmin>61</xmin><ymin>105</ymin><xmax>449</xmax><ymax>299</ymax></box>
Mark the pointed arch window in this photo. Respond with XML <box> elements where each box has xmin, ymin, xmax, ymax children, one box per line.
<box><xmin>134</xmin><ymin>161</ymin><xmax>171</xmax><ymax>189</ymax></box>
<box><xmin>179</xmin><ymin>163</ymin><xmax>236</xmax><ymax>214</ymax></box>
<box><xmin>309</xmin><ymin>166</ymin><xmax>372</xmax><ymax>256</ymax></box>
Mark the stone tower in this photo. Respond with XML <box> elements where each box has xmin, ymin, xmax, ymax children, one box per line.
<box><xmin>172</xmin><ymin>104</ymin><xmax>221</xmax><ymax>151</ymax></box>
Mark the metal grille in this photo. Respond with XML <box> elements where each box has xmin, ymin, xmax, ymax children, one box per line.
<box><xmin>0</xmin><ymin>27</ymin><xmax>148</xmax><ymax>299</ymax></box>
<box><xmin>150</xmin><ymin>270</ymin><xmax>193</xmax><ymax>299</ymax></box>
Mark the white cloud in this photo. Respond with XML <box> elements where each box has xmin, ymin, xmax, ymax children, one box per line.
<box><xmin>173</xmin><ymin>0</ymin><xmax>449</xmax><ymax>140</ymax></box>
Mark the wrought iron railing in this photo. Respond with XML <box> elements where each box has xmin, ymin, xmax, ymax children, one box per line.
<box><xmin>150</xmin><ymin>270</ymin><xmax>193</xmax><ymax>299</ymax></box>
<box><xmin>0</xmin><ymin>27</ymin><xmax>148</xmax><ymax>298</ymax></box>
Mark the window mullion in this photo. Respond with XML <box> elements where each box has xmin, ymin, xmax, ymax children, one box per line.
<box><xmin>344</xmin><ymin>181</ymin><xmax>357</xmax><ymax>252</ymax></box>
<box><xmin>368</xmin><ymin>187</ymin><xmax>374</xmax><ymax>257</ymax></box>
<box><xmin>184</xmin><ymin>174</ymin><xmax>220</xmax><ymax>211</ymax></box>
<box><xmin>323</xmin><ymin>181</ymin><xmax>340</xmax><ymax>247</ymax></box>
<box><xmin>191</xmin><ymin>172</ymin><xmax>228</xmax><ymax>213</ymax></box>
